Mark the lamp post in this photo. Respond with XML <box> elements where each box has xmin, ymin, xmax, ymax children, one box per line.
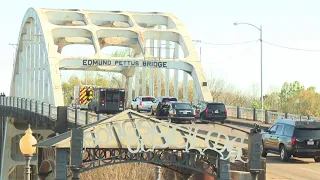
<box><xmin>19</xmin><ymin>124</ymin><xmax>37</xmax><ymax>180</ymax></box>
<box><xmin>192</xmin><ymin>40</ymin><xmax>202</xmax><ymax>61</ymax></box>
<box><xmin>234</xmin><ymin>22</ymin><xmax>263</xmax><ymax>121</ymax></box>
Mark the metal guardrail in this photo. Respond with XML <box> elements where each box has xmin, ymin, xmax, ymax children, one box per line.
<box><xmin>0</xmin><ymin>96</ymin><xmax>109</xmax><ymax>126</ymax></box>
<box><xmin>226</xmin><ymin>105</ymin><xmax>320</xmax><ymax>124</ymax></box>
<box><xmin>0</xmin><ymin>96</ymin><xmax>319</xmax><ymax>125</ymax></box>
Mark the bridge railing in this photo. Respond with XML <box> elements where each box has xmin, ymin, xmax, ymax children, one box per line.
<box><xmin>226</xmin><ymin>105</ymin><xmax>320</xmax><ymax>124</ymax></box>
<box><xmin>67</xmin><ymin>107</ymin><xmax>100</xmax><ymax>125</ymax></box>
<box><xmin>0</xmin><ymin>96</ymin><xmax>106</xmax><ymax>126</ymax></box>
<box><xmin>1</xmin><ymin>96</ymin><xmax>319</xmax><ymax>125</ymax></box>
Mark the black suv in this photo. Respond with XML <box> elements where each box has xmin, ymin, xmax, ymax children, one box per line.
<box><xmin>261</xmin><ymin>119</ymin><xmax>320</xmax><ymax>162</ymax></box>
<box><xmin>196</xmin><ymin>102</ymin><xmax>228</xmax><ymax>123</ymax></box>
<box><xmin>168</xmin><ymin>102</ymin><xmax>196</xmax><ymax>123</ymax></box>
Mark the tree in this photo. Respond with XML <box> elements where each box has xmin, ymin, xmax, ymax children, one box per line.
<box><xmin>279</xmin><ymin>81</ymin><xmax>305</xmax><ymax>113</ymax></box>
<box><xmin>263</xmin><ymin>92</ymin><xmax>280</xmax><ymax>110</ymax></box>
<box><xmin>62</xmin><ymin>75</ymin><xmax>82</xmax><ymax>105</ymax></box>
<box><xmin>296</xmin><ymin>88</ymin><xmax>320</xmax><ymax>116</ymax></box>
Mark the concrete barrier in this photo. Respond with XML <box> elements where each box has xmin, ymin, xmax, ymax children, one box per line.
<box><xmin>230</xmin><ymin>171</ymin><xmax>251</xmax><ymax>180</ymax></box>
<box><xmin>230</xmin><ymin>150</ymin><xmax>266</xmax><ymax>180</ymax></box>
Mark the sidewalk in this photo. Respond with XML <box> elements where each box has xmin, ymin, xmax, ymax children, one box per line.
<box><xmin>266</xmin><ymin>172</ymin><xmax>291</xmax><ymax>180</ymax></box>
<box><xmin>226</xmin><ymin>117</ymin><xmax>272</xmax><ymax>129</ymax></box>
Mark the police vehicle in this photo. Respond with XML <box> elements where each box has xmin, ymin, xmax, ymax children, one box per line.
<box><xmin>88</xmin><ymin>88</ymin><xmax>125</xmax><ymax>114</ymax></box>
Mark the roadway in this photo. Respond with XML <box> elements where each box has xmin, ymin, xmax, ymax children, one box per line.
<box><xmin>266</xmin><ymin>154</ymin><xmax>320</xmax><ymax>180</ymax></box>
<box><xmin>139</xmin><ymin>112</ymin><xmax>320</xmax><ymax>180</ymax></box>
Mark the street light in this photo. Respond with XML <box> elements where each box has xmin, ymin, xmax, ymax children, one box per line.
<box><xmin>19</xmin><ymin>124</ymin><xmax>37</xmax><ymax>180</ymax></box>
<box><xmin>234</xmin><ymin>22</ymin><xmax>264</xmax><ymax>121</ymax></box>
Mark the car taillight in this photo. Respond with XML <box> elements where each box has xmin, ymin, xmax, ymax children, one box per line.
<box><xmin>101</xmin><ymin>100</ymin><xmax>105</xmax><ymax>103</ymax></box>
<box><xmin>193</xmin><ymin>109</ymin><xmax>196</xmax><ymax>115</ymax></box>
<box><xmin>120</xmin><ymin>100</ymin><xmax>123</xmax><ymax>104</ymax></box>
<box><xmin>292</xmin><ymin>137</ymin><xmax>296</xmax><ymax>146</ymax></box>
<box><xmin>140</xmin><ymin>101</ymin><xmax>142</xmax><ymax>106</ymax></box>
<box><xmin>205</xmin><ymin>108</ymin><xmax>208</xmax><ymax>114</ymax></box>
<box><xmin>225</xmin><ymin>108</ymin><xmax>228</xmax><ymax>115</ymax></box>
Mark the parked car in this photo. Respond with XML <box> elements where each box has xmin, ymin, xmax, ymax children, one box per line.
<box><xmin>261</xmin><ymin>119</ymin><xmax>320</xmax><ymax>162</ymax></box>
<box><xmin>151</xmin><ymin>96</ymin><xmax>178</xmax><ymax>115</ymax></box>
<box><xmin>131</xmin><ymin>96</ymin><xmax>155</xmax><ymax>112</ymax></box>
<box><xmin>197</xmin><ymin>102</ymin><xmax>228</xmax><ymax>124</ymax></box>
<box><xmin>167</xmin><ymin>102</ymin><xmax>196</xmax><ymax>123</ymax></box>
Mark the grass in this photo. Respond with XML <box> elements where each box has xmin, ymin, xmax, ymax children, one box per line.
<box><xmin>80</xmin><ymin>163</ymin><xmax>186</xmax><ymax>180</ymax></box>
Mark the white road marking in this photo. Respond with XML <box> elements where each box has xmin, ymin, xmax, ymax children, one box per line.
<box><xmin>301</xmin><ymin>168</ymin><xmax>320</xmax><ymax>174</ymax></box>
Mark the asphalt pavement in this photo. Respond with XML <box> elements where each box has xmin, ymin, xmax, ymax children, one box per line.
<box><xmin>266</xmin><ymin>154</ymin><xmax>320</xmax><ymax>180</ymax></box>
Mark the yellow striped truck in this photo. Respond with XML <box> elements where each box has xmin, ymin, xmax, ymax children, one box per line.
<box><xmin>73</xmin><ymin>85</ymin><xmax>95</xmax><ymax>110</ymax></box>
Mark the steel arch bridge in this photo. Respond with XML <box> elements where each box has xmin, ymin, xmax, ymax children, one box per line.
<box><xmin>10</xmin><ymin>8</ymin><xmax>212</xmax><ymax>106</ymax></box>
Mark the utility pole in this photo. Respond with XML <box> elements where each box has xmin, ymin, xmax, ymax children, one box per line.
<box><xmin>234</xmin><ymin>22</ymin><xmax>263</xmax><ymax>121</ymax></box>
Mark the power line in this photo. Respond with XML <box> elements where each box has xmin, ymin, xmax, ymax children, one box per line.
<box><xmin>262</xmin><ymin>41</ymin><xmax>320</xmax><ymax>52</ymax></box>
<box><xmin>200</xmin><ymin>40</ymin><xmax>259</xmax><ymax>46</ymax></box>
<box><xmin>197</xmin><ymin>39</ymin><xmax>320</xmax><ymax>52</ymax></box>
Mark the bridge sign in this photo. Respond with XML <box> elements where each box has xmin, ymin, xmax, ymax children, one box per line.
<box><xmin>83</xmin><ymin>59</ymin><xmax>169</xmax><ymax>68</ymax></box>
<box><xmin>58</xmin><ymin>58</ymin><xmax>194</xmax><ymax>72</ymax></box>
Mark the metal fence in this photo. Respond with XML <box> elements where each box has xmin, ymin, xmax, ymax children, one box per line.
<box><xmin>0</xmin><ymin>96</ymin><xmax>319</xmax><ymax>125</ymax></box>
<box><xmin>0</xmin><ymin>96</ymin><xmax>109</xmax><ymax>126</ymax></box>
<box><xmin>226</xmin><ymin>105</ymin><xmax>320</xmax><ymax>124</ymax></box>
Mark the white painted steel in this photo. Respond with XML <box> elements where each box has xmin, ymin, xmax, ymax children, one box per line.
<box><xmin>156</xmin><ymin>35</ymin><xmax>162</xmax><ymax>98</ymax></box>
<box><xmin>10</xmin><ymin>8</ymin><xmax>213</xmax><ymax>106</ymax></box>
<box><xmin>165</xmin><ymin>41</ymin><xmax>170</xmax><ymax>97</ymax></box>
<box><xmin>149</xmin><ymin>39</ymin><xmax>155</xmax><ymax>96</ymax></box>
<box><xmin>134</xmin><ymin>67</ymin><xmax>140</xmax><ymax>97</ymax></box>
<box><xmin>174</xmin><ymin>43</ymin><xmax>179</xmax><ymax>98</ymax></box>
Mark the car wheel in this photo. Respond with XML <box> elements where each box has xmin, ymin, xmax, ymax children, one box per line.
<box><xmin>136</xmin><ymin>105</ymin><xmax>140</xmax><ymax>113</ymax></box>
<box><xmin>314</xmin><ymin>156</ymin><xmax>320</xmax><ymax>162</ymax></box>
<box><xmin>280</xmin><ymin>145</ymin><xmax>289</xmax><ymax>162</ymax></box>
<box><xmin>168</xmin><ymin>118</ymin><xmax>172</xmax><ymax>123</ymax></box>
<box><xmin>220</xmin><ymin>120</ymin><xmax>225</xmax><ymax>124</ymax></box>
<box><xmin>151</xmin><ymin>109</ymin><xmax>154</xmax><ymax>115</ymax></box>
<box><xmin>131</xmin><ymin>105</ymin><xmax>133</xmax><ymax>110</ymax></box>
<box><xmin>261</xmin><ymin>141</ymin><xmax>267</xmax><ymax>157</ymax></box>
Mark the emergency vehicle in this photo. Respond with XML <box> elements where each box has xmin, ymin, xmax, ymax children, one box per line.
<box><xmin>73</xmin><ymin>85</ymin><xmax>96</xmax><ymax>110</ymax></box>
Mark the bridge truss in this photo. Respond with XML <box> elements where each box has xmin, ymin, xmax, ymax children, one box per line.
<box><xmin>10</xmin><ymin>8</ymin><xmax>212</xmax><ymax>106</ymax></box>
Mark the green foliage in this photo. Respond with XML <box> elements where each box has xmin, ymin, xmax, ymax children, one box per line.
<box><xmin>206</xmin><ymin>78</ymin><xmax>320</xmax><ymax>116</ymax></box>
<box><xmin>62</xmin><ymin>75</ymin><xmax>81</xmax><ymax>105</ymax></box>
<box><xmin>107</xmin><ymin>49</ymin><xmax>131</xmax><ymax>57</ymax></box>
<box><xmin>260</xmin><ymin>81</ymin><xmax>320</xmax><ymax>116</ymax></box>
<box><xmin>251</xmin><ymin>99</ymin><xmax>270</xmax><ymax>110</ymax></box>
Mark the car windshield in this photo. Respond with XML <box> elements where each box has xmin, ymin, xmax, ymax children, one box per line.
<box><xmin>172</xmin><ymin>103</ymin><xmax>192</xmax><ymax>109</ymax></box>
<box><xmin>142</xmin><ymin>97</ymin><xmax>155</xmax><ymax>102</ymax></box>
<box><xmin>294</xmin><ymin>128</ymin><xmax>320</xmax><ymax>137</ymax></box>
